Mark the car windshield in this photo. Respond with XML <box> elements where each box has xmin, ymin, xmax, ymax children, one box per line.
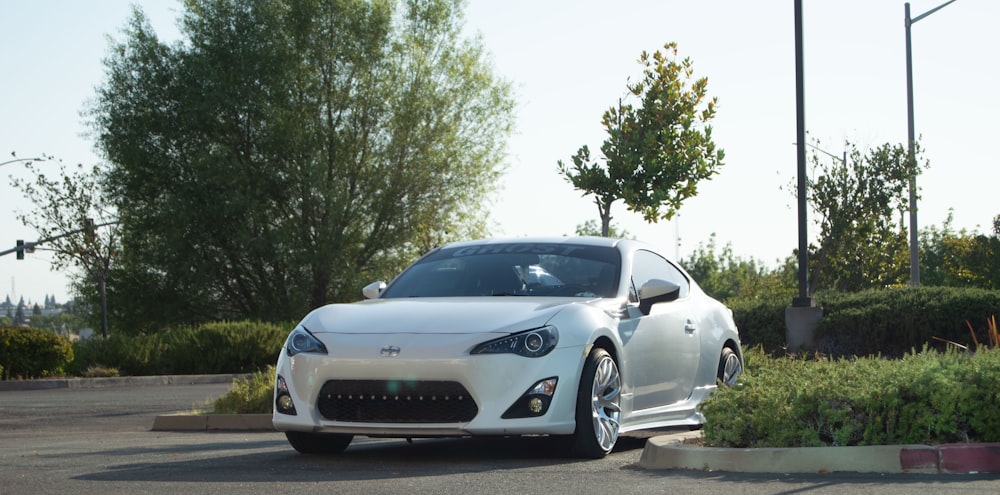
<box><xmin>380</xmin><ymin>242</ymin><xmax>622</xmax><ymax>298</ymax></box>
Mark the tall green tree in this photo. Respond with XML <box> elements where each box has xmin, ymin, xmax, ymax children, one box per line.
<box><xmin>13</xmin><ymin>298</ymin><xmax>26</xmax><ymax>326</ymax></box>
<box><xmin>558</xmin><ymin>42</ymin><xmax>724</xmax><ymax>237</ymax></box>
<box><xmin>92</xmin><ymin>0</ymin><xmax>514</xmax><ymax>327</ymax></box>
<box><xmin>803</xmin><ymin>140</ymin><xmax>922</xmax><ymax>292</ymax></box>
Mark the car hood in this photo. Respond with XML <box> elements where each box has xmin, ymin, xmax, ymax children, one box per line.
<box><xmin>300</xmin><ymin>298</ymin><xmax>588</xmax><ymax>335</ymax></box>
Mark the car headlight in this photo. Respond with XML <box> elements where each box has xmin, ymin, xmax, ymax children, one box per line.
<box><xmin>471</xmin><ymin>326</ymin><xmax>558</xmax><ymax>358</ymax></box>
<box><xmin>285</xmin><ymin>326</ymin><xmax>328</xmax><ymax>356</ymax></box>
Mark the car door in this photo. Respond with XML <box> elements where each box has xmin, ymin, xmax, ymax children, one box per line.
<box><xmin>621</xmin><ymin>249</ymin><xmax>701</xmax><ymax>411</ymax></box>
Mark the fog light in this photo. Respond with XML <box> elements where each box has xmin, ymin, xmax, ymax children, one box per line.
<box><xmin>501</xmin><ymin>377</ymin><xmax>558</xmax><ymax>419</ymax></box>
<box><xmin>275</xmin><ymin>375</ymin><xmax>297</xmax><ymax>415</ymax></box>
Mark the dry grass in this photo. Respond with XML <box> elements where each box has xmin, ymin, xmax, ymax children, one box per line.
<box><xmin>967</xmin><ymin>315</ymin><xmax>999</xmax><ymax>349</ymax></box>
<box><xmin>932</xmin><ymin>315</ymin><xmax>998</xmax><ymax>351</ymax></box>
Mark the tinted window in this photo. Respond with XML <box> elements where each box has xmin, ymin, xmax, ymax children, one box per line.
<box><xmin>381</xmin><ymin>243</ymin><xmax>621</xmax><ymax>298</ymax></box>
<box><xmin>630</xmin><ymin>249</ymin><xmax>690</xmax><ymax>300</ymax></box>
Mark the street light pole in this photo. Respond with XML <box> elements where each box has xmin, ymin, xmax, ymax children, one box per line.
<box><xmin>905</xmin><ymin>0</ymin><xmax>959</xmax><ymax>287</ymax></box>
<box><xmin>785</xmin><ymin>0</ymin><xmax>823</xmax><ymax>352</ymax></box>
<box><xmin>793</xmin><ymin>0</ymin><xmax>810</xmax><ymax>308</ymax></box>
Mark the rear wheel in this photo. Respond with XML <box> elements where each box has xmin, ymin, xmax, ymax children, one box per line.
<box><xmin>569</xmin><ymin>347</ymin><xmax>621</xmax><ymax>458</ymax></box>
<box><xmin>717</xmin><ymin>347</ymin><xmax>742</xmax><ymax>387</ymax></box>
<box><xmin>284</xmin><ymin>431</ymin><xmax>353</xmax><ymax>454</ymax></box>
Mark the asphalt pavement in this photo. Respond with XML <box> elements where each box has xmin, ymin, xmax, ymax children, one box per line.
<box><xmin>5</xmin><ymin>375</ymin><xmax>1000</xmax><ymax>476</ymax></box>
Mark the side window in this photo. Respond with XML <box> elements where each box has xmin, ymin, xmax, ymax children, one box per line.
<box><xmin>630</xmin><ymin>249</ymin><xmax>690</xmax><ymax>301</ymax></box>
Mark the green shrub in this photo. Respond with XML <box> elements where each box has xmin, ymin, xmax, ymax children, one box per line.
<box><xmin>81</xmin><ymin>365</ymin><xmax>120</xmax><ymax>378</ymax></box>
<box><xmin>701</xmin><ymin>347</ymin><xmax>1000</xmax><ymax>447</ymax></box>
<box><xmin>0</xmin><ymin>326</ymin><xmax>74</xmax><ymax>379</ymax></box>
<box><xmin>69</xmin><ymin>320</ymin><xmax>289</xmax><ymax>376</ymax></box>
<box><xmin>159</xmin><ymin>321</ymin><xmax>287</xmax><ymax>375</ymax></box>
<box><xmin>67</xmin><ymin>331</ymin><xmax>167</xmax><ymax>376</ymax></box>
<box><xmin>212</xmin><ymin>365</ymin><xmax>275</xmax><ymax>414</ymax></box>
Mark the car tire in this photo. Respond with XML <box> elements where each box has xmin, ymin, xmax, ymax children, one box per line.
<box><xmin>717</xmin><ymin>347</ymin><xmax>742</xmax><ymax>387</ymax></box>
<box><xmin>285</xmin><ymin>431</ymin><xmax>353</xmax><ymax>454</ymax></box>
<box><xmin>569</xmin><ymin>347</ymin><xmax>621</xmax><ymax>459</ymax></box>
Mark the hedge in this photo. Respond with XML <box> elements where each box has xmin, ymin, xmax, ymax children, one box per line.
<box><xmin>731</xmin><ymin>287</ymin><xmax>1000</xmax><ymax>357</ymax></box>
<box><xmin>68</xmin><ymin>320</ymin><xmax>290</xmax><ymax>376</ymax></box>
<box><xmin>0</xmin><ymin>326</ymin><xmax>74</xmax><ymax>379</ymax></box>
<box><xmin>816</xmin><ymin>287</ymin><xmax>1000</xmax><ymax>357</ymax></box>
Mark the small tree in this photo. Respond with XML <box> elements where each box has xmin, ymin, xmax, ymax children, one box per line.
<box><xmin>681</xmin><ymin>234</ymin><xmax>796</xmax><ymax>302</ymax></box>
<box><xmin>921</xmin><ymin>211</ymin><xmax>1000</xmax><ymax>289</ymax></box>
<box><xmin>803</xmin><ymin>140</ymin><xmax>922</xmax><ymax>292</ymax></box>
<box><xmin>12</xmin><ymin>160</ymin><xmax>119</xmax><ymax>337</ymax></box>
<box><xmin>559</xmin><ymin>42</ymin><xmax>724</xmax><ymax>237</ymax></box>
<box><xmin>574</xmin><ymin>220</ymin><xmax>631</xmax><ymax>239</ymax></box>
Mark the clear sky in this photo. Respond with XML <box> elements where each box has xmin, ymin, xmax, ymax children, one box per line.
<box><xmin>2</xmin><ymin>0</ymin><xmax>997</xmax><ymax>306</ymax></box>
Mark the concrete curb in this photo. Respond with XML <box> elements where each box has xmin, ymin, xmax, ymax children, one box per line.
<box><xmin>0</xmin><ymin>374</ymin><xmax>247</xmax><ymax>391</ymax></box>
<box><xmin>639</xmin><ymin>432</ymin><xmax>1000</xmax><ymax>475</ymax></box>
<box><xmin>152</xmin><ymin>413</ymin><xmax>274</xmax><ymax>431</ymax></box>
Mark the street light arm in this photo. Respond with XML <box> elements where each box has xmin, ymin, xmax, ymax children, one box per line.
<box><xmin>1</xmin><ymin>220</ymin><xmax>120</xmax><ymax>257</ymax></box>
<box><xmin>911</xmin><ymin>0</ymin><xmax>959</xmax><ymax>24</ymax></box>
<box><xmin>0</xmin><ymin>157</ymin><xmax>44</xmax><ymax>167</ymax></box>
<box><xmin>793</xmin><ymin>142</ymin><xmax>846</xmax><ymax>164</ymax></box>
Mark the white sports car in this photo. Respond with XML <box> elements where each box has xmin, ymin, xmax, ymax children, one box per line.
<box><xmin>272</xmin><ymin>237</ymin><xmax>743</xmax><ymax>458</ymax></box>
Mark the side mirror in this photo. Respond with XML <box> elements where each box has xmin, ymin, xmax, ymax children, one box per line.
<box><xmin>638</xmin><ymin>279</ymin><xmax>680</xmax><ymax>315</ymax></box>
<box><xmin>362</xmin><ymin>281</ymin><xmax>387</xmax><ymax>299</ymax></box>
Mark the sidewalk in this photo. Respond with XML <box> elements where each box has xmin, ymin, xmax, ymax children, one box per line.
<box><xmin>0</xmin><ymin>373</ymin><xmax>245</xmax><ymax>391</ymax></box>
<box><xmin>152</xmin><ymin>412</ymin><xmax>274</xmax><ymax>431</ymax></box>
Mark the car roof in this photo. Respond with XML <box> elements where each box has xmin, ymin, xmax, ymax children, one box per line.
<box><xmin>439</xmin><ymin>236</ymin><xmax>644</xmax><ymax>251</ymax></box>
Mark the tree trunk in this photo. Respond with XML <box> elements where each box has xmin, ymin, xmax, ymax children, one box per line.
<box><xmin>99</xmin><ymin>274</ymin><xmax>109</xmax><ymax>339</ymax></box>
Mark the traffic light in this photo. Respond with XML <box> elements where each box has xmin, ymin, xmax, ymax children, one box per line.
<box><xmin>84</xmin><ymin>218</ymin><xmax>96</xmax><ymax>243</ymax></box>
<box><xmin>16</xmin><ymin>239</ymin><xmax>24</xmax><ymax>260</ymax></box>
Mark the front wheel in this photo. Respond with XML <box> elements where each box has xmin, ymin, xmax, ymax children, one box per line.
<box><xmin>569</xmin><ymin>347</ymin><xmax>621</xmax><ymax>458</ymax></box>
<box><xmin>285</xmin><ymin>431</ymin><xmax>353</xmax><ymax>454</ymax></box>
<box><xmin>717</xmin><ymin>347</ymin><xmax>742</xmax><ymax>387</ymax></box>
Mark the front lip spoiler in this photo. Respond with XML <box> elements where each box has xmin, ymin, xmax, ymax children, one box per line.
<box><xmin>273</xmin><ymin>416</ymin><xmax>580</xmax><ymax>437</ymax></box>
<box><xmin>297</xmin><ymin>423</ymin><xmax>474</xmax><ymax>437</ymax></box>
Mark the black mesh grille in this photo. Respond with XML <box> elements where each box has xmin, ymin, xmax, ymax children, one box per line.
<box><xmin>317</xmin><ymin>380</ymin><xmax>479</xmax><ymax>423</ymax></box>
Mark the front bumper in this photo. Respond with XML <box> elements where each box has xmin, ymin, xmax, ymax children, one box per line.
<box><xmin>272</xmin><ymin>332</ymin><xmax>586</xmax><ymax>437</ymax></box>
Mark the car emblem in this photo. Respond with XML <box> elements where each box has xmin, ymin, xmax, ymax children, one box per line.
<box><xmin>380</xmin><ymin>345</ymin><xmax>401</xmax><ymax>357</ymax></box>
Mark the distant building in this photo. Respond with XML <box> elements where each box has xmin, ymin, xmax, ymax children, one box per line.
<box><xmin>1</xmin><ymin>293</ymin><xmax>68</xmax><ymax>325</ymax></box>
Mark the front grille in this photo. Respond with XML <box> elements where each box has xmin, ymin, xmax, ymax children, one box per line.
<box><xmin>317</xmin><ymin>380</ymin><xmax>479</xmax><ymax>423</ymax></box>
